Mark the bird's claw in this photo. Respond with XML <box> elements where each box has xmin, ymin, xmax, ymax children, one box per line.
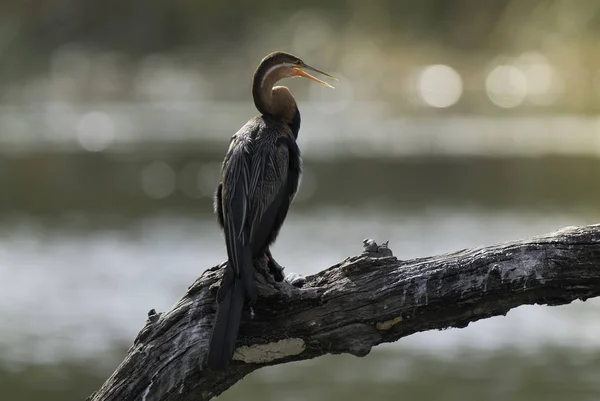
<box><xmin>267</xmin><ymin>258</ymin><xmax>285</xmax><ymax>282</ymax></box>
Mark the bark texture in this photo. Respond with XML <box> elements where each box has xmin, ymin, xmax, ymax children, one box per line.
<box><xmin>88</xmin><ymin>225</ymin><xmax>600</xmax><ymax>401</ymax></box>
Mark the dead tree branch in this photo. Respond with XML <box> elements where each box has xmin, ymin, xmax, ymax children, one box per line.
<box><xmin>88</xmin><ymin>224</ymin><xmax>600</xmax><ymax>401</ymax></box>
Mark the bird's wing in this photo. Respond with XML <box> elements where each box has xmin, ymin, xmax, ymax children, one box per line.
<box><xmin>221</xmin><ymin>132</ymin><xmax>253</xmax><ymax>279</ymax></box>
<box><xmin>221</xmin><ymin>127</ymin><xmax>291</xmax><ymax>276</ymax></box>
<box><xmin>247</xmin><ymin>140</ymin><xmax>290</xmax><ymax>247</ymax></box>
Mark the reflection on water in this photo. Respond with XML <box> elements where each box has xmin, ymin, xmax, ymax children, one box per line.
<box><xmin>1</xmin><ymin>208</ymin><xmax>599</xmax><ymax>369</ymax></box>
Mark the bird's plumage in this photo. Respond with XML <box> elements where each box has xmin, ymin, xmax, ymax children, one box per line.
<box><xmin>207</xmin><ymin>52</ymin><xmax>330</xmax><ymax>370</ymax></box>
<box><xmin>221</xmin><ymin>117</ymin><xmax>301</xmax><ymax>262</ymax></box>
<box><xmin>208</xmin><ymin>115</ymin><xmax>302</xmax><ymax>370</ymax></box>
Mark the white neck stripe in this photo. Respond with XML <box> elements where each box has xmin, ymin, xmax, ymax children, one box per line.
<box><xmin>261</xmin><ymin>62</ymin><xmax>294</xmax><ymax>88</ymax></box>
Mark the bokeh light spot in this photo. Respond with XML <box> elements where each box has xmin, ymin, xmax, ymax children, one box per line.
<box><xmin>486</xmin><ymin>65</ymin><xmax>527</xmax><ymax>108</ymax></box>
<box><xmin>517</xmin><ymin>52</ymin><xmax>562</xmax><ymax>106</ymax></box>
<box><xmin>76</xmin><ymin>111</ymin><xmax>115</xmax><ymax>151</ymax></box>
<box><xmin>141</xmin><ymin>162</ymin><xmax>176</xmax><ymax>199</ymax></box>
<box><xmin>417</xmin><ymin>65</ymin><xmax>463</xmax><ymax>108</ymax></box>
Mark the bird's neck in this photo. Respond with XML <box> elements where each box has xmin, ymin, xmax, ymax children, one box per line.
<box><xmin>253</xmin><ymin>88</ymin><xmax>273</xmax><ymax>116</ymax></box>
<box><xmin>253</xmin><ymin>84</ymin><xmax>298</xmax><ymax>126</ymax></box>
<box><xmin>252</xmin><ymin>67</ymin><xmax>279</xmax><ymax>116</ymax></box>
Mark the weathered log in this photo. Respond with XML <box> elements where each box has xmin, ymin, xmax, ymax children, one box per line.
<box><xmin>88</xmin><ymin>224</ymin><xmax>600</xmax><ymax>401</ymax></box>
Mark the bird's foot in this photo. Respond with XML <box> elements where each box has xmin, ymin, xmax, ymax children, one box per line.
<box><xmin>263</xmin><ymin>249</ymin><xmax>285</xmax><ymax>282</ymax></box>
<box><xmin>267</xmin><ymin>256</ymin><xmax>285</xmax><ymax>282</ymax></box>
<box><xmin>255</xmin><ymin>255</ymin><xmax>278</xmax><ymax>287</ymax></box>
<box><xmin>264</xmin><ymin>250</ymin><xmax>306</xmax><ymax>288</ymax></box>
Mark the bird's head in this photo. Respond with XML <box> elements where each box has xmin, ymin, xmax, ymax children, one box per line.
<box><xmin>255</xmin><ymin>51</ymin><xmax>337</xmax><ymax>89</ymax></box>
<box><xmin>252</xmin><ymin>51</ymin><xmax>336</xmax><ymax>119</ymax></box>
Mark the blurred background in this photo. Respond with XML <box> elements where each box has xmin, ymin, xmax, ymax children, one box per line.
<box><xmin>2</xmin><ymin>0</ymin><xmax>600</xmax><ymax>400</ymax></box>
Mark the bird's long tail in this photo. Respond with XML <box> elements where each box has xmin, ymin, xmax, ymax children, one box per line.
<box><xmin>206</xmin><ymin>273</ymin><xmax>247</xmax><ymax>370</ymax></box>
<box><xmin>207</xmin><ymin>235</ymin><xmax>255</xmax><ymax>370</ymax></box>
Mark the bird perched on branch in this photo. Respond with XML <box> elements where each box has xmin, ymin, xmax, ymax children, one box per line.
<box><xmin>207</xmin><ymin>52</ymin><xmax>336</xmax><ymax>370</ymax></box>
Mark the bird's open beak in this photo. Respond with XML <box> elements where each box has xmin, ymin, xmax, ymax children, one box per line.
<box><xmin>292</xmin><ymin>64</ymin><xmax>337</xmax><ymax>89</ymax></box>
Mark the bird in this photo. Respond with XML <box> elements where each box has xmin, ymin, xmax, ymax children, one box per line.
<box><xmin>206</xmin><ymin>52</ymin><xmax>335</xmax><ymax>370</ymax></box>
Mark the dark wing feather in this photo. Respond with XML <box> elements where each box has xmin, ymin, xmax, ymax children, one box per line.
<box><xmin>247</xmin><ymin>142</ymin><xmax>290</xmax><ymax>252</ymax></box>
<box><xmin>220</xmin><ymin>131</ymin><xmax>257</xmax><ymax>300</ymax></box>
<box><xmin>252</xmin><ymin>135</ymin><xmax>301</xmax><ymax>255</ymax></box>
<box><xmin>214</xmin><ymin>134</ymin><xmax>241</xmax><ymax>230</ymax></box>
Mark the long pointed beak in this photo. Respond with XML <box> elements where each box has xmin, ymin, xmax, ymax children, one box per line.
<box><xmin>292</xmin><ymin>64</ymin><xmax>337</xmax><ymax>89</ymax></box>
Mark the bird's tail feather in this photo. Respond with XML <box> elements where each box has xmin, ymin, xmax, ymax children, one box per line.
<box><xmin>207</xmin><ymin>275</ymin><xmax>246</xmax><ymax>370</ymax></box>
<box><xmin>239</xmin><ymin>246</ymin><xmax>257</xmax><ymax>302</ymax></box>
